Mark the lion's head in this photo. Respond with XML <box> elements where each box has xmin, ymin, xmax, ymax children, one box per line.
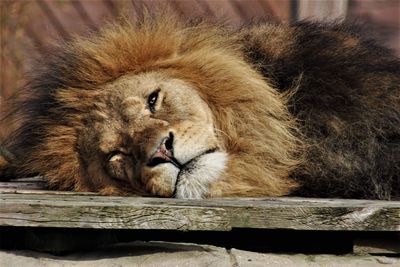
<box><xmin>77</xmin><ymin>71</ymin><xmax>226</xmax><ymax>198</ymax></box>
<box><xmin>2</xmin><ymin>13</ymin><xmax>301</xmax><ymax>198</ymax></box>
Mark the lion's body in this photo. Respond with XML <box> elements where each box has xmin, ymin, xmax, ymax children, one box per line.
<box><xmin>1</xmin><ymin>14</ymin><xmax>399</xmax><ymax>199</ymax></box>
<box><xmin>241</xmin><ymin>22</ymin><xmax>400</xmax><ymax>199</ymax></box>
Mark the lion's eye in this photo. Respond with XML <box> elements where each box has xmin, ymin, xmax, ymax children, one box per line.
<box><xmin>147</xmin><ymin>89</ymin><xmax>160</xmax><ymax>113</ymax></box>
<box><xmin>106</xmin><ymin>152</ymin><xmax>128</xmax><ymax>181</ymax></box>
<box><xmin>108</xmin><ymin>152</ymin><xmax>124</xmax><ymax>162</ymax></box>
<box><xmin>106</xmin><ymin>150</ymin><xmax>129</xmax><ymax>162</ymax></box>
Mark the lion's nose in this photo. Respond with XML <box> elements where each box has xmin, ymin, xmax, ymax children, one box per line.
<box><xmin>147</xmin><ymin>132</ymin><xmax>182</xmax><ymax>168</ymax></box>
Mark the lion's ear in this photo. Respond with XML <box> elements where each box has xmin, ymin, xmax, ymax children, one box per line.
<box><xmin>0</xmin><ymin>145</ymin><xmax>17</xmax><ymax>181</ymax></box>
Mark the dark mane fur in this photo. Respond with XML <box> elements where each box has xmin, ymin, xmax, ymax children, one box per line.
<box><xmin>242</xmin><ymin>20</ymin><xmax>400</xmax><ymax>199</ymax></box>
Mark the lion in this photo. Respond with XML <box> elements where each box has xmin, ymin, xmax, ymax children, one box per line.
<box><xmin>0</xmin><ymin>13</ymin><xmax>399</xmax><ymax>199</ymax></box>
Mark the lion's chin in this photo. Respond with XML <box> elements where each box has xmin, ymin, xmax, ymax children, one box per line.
<box><xmin>140</xmin><ymin>151</ymin><xmax>227</xmax><ymax>199</ymax></box>
<box><xmin>174</xmin><ymin>151</ymin><xmax>227</xmax><ymax>199</ymax></box>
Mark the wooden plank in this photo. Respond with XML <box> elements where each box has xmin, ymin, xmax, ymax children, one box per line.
<box><xmin>0</xmin><ymin>193</ymin><xmax>230</xmax><ymax>231</ymax></box>
<box><xmin>203</xmin><ymin>0</ymin><xmax>243</xmax><ymax>26</ymax></box>
<box><xmin>6</xmin><ymin>177</ymin><xmax>46</xmax><ymax>183</ymax></box>
<box><xmin>0</xmin><ymin>181</ymin><xmax>47</xmax><ymax>190</ymax></box>
<box><xmin>0</xmin><ymin>193</ymin><xmax>398</xmax><ymax>231</ymax></box>
<box><xmin>0</xmin><ymin>189</ymin><xmax>96</xmax><ymax>195</ymax></box>
<box><xmin>263</xmin><ymin>0</ymin><xmax>291</xmax><ymax>22</ymax></box>
<box><xmin>298</xmin><ymin>0</ymin><xmax>348</xmax><ymax>20</ymax></box>
<box><xmin>231</xmin><ymin>0</ymin><xmax>276</xmax><ymax>21</ymax></box>
<box><xmin>0</xmin><ymin>176</ymin><xmax>48</xmax><ymax>191</ymax></box>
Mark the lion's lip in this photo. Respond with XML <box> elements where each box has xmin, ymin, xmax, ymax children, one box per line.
<box><xmin>179</xmin><ymin>148</ymin><xmax>217</xmax><ymax>169</ymax></box>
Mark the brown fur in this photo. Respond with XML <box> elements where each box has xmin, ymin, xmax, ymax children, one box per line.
<box><xmin>1</xmin><ymin>13</ymin><xmax>399</xmax><ymax>199</ymax></box>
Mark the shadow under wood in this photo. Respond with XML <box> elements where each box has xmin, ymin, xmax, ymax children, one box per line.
<box><xmin>1</xmin><ymin>227</ymin><xmax>398</xmax><ymax>255</ymax></box>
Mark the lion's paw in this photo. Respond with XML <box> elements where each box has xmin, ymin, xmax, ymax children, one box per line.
<box><xmin>141</xmin><ymin>164</ymin><xmax>180</xmax><ymax>197</ymax></box>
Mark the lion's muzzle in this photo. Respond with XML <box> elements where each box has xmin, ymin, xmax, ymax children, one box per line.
<box><xmin>147</xmin><ymin>132</ymin><xmax>183</xmax><ymax>169</ymax></box>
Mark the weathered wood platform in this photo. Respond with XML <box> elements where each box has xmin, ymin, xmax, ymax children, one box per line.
<box><xmin>1</xmin><ymin>177</ymin><xmax>399</xmax><ymax>232</ymax></box>
<box><xmin>1</xmin><ymin>177</ymin><xmax>399</xmax><ymax>255</ymax></box>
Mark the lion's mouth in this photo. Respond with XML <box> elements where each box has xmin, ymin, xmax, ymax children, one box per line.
<box><xmin>179</xmin><ymin>148</ymin><xmax>217</xmax><ymax>170</ymax></box>
<box><xmin>146</xmin><ymin>133</ymin><xmax>217</xmax><ymax>197</ymax></box>
<box><xmin>147</xmin><ymin>132</ymin><xmax>217</xmax><ymax>170</ymax></box>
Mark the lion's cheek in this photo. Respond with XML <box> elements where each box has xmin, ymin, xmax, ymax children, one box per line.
<box><xmin>140</xmin><ymin>164</ymin><xmax>179</xmax><ymax>197</ymax></box>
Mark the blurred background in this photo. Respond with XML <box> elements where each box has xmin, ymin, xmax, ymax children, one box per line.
<box><xmin>0</xmin><ymin>0</ymin><xmax>399</xmax><ymax>116</ymax></box>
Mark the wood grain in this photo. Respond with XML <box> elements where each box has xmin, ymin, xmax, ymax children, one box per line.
<box><xmin>0</xmin><ymin>191</ymin><xmax>398</xmax><ymax>231</ymax></box>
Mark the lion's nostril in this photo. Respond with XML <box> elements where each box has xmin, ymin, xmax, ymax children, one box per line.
<box><xmin>165</xmin><ymin>132</ymin><xmax>174</xmax><ymax>151</ymax></box>
<box><xmin>147</xmin><ymin>132</ymin><xmax>182</xmax><ymax>168</ymax></box>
